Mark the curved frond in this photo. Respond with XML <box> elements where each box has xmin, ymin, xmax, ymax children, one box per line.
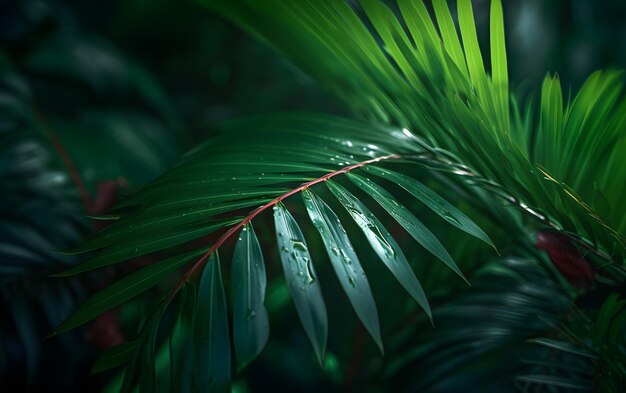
<box><xmin>53</xmin><ymin>113</ymin><xmax>493</xmax><ymax>388</ymax></box>
<box><xmin>50</xmin><ymin>0</ymin><xmax>626</xmax><ymax>390</ymax></box>
<box><xmin>203</xmin><ymin>0</ymin><xmax>626</xmax><ymax>266</ymax></box>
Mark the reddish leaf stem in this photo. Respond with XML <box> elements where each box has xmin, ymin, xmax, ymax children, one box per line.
<box><xmin>165</xmin><ymin>153</ymin><xmax>402</xmax><ymax>303</ymax></box>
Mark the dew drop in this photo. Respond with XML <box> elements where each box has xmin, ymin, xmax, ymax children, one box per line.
<box><xmin>340</xmin><ymin>249</ymin><xmax>352</xmax><ymax>265</ymax></box>
<box><xmin>292</xmin><ymin>241</ymin><xmax>308</xmax><ymax>251</ymax></box>
<box><xmin>442</xmin><ymin>211</ymin><xmax>461</xmax><ymax>225</ymax></box>
<box><xmin>305</xmin><ymin>260</ymin><xmax>317</xmax><ymax>284</ymax></box>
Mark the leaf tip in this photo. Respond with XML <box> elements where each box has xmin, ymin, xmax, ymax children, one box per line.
<box><xmin>375</xmin><ymin>338</ymin><xmax>385</xmax><ymax>357</ymax></box>
<box><xmin>43</xmin><ymin>330</ymin><xmax>58</xmax><ymax>341</ymax></box>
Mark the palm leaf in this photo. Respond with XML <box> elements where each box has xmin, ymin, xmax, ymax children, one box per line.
<box><xmin>231</xmin><ymin>223</ymin><xmax>270</xmax><ymax>370</ymax></box>
<box><xmin>54</xmin><ymin>111</ymin><xmax>492</xmax><ymax>389</ymax></box>
<box><xmin>327</xmin><ymin>180</ymin><xmax>431</xmax><ymax>318</ymax></box>
<box><xmin>91</xmin><ymin>341</ymin><xmax>139</xmax><ymax>374</ymax></box>
<box><xmin>194</xmin><ymin>253</ymin><xmax>231</xmax><ymax>392</ymax></box>
<box><xmin>274</xmin><ymin>201</ymin><xmax>328</xmax><ymax>364</ymax></box>
<box><xmin>303</xmin><ymin>188</ymin><xmax>383</xmax><ymax>352</ymax></box>
<box><xmin>52</xmin><ymin>0</ymin><xmax>626</xmax><ymax>389</ymax></box>
<box><xmin>203</xmin><ymin>0</ymin><xmax>626</xmax><ymax>266</ymax></box>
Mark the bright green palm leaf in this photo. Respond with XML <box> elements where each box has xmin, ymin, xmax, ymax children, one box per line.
<box><xmin>457</xmin><ymin>0</ymin><xmax>487</xmax><ymax>95</ymax></box>
<box><xmin>489</xmin><ymin>0</ymin><xmax>509</xmax><ymax>128</ymax></box>
<box><xmin>432</xmin><ymin>0</ymin><xmax>469</xmax><ymax>79</ymax></box>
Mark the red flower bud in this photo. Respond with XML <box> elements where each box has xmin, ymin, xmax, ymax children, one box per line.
<box><xmin>535</xmin><ymin>231</ymin><xmax>594</xmax><ymax>289</ymax></box>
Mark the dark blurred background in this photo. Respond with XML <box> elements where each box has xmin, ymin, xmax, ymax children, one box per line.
<box><xmin>1</xmin><ymin>0</ymin><xmax>625</xmax><ymax>391</ymax></box>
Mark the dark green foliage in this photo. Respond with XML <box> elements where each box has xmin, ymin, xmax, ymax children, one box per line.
<box><xmin>0</xmin><ymin>69</ymin><xmax>90</xmax><ymax>388</ymax></box>
<box><xmin>53</xmin><ymin>1</ymin><xmax>625</xmax><ymax>391</ymax></box>
<box><xmin>0</xmin><ymin>2</ymin><xmax>187</xmax><ymax>389</ymax></box>
<box><xmin>379</xmin><ymin>257</ymin><xmax>571</xmax><ymax>392</ymax></box>
<box><xmin>3</xmin><ymin>0</ymin><xmax>625</xmax><ymax>391</ymax></box>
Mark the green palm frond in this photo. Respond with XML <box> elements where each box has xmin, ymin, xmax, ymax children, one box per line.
<box><xmin>48</xmin><ymin>0</ymin><xmax>626</xmax><ymax>390</ymax></box>
<box><xmin>204</xmin><ymin>0</ymin><xmax>626</xmax><ymax>265</ymax></box>
<box><xmin>53</xmin><ymin>114</ymin><xmax>494</xmax><ymax>384</ymax></box>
